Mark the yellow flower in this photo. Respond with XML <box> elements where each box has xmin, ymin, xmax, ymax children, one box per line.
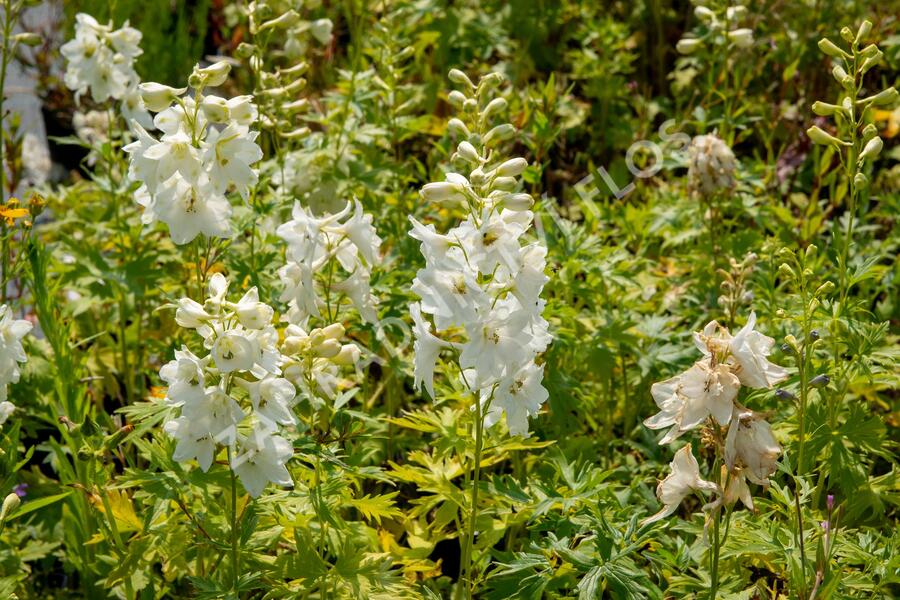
<box><xmin>0</xmin><ymin>198</ymin><xmax>30</xmax><ymax>226</ymax></box>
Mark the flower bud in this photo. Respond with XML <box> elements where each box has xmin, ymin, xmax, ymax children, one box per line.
<box><xmin>333</xmin><ymin>344</ymin><xmax>360</xmax><ymax>366</ymax></box>
<box><xmin>728</xmin><ymin>28</ymin><xmax>754</xmax><ymax>49</ymax></box>
<box><xmin>858</xmin><ymin>136</ymin><xmax>882</xmax><ymax>162</ymax></box>
<box><xmin>448</xmin><ymin>118</ymin><xmax>471</xmax><ymax>138</ymax></box>
<box><xmin>676</xmin><ymin>38</ymin><xmax>702</xmax><ymax>54</ymax></box>
<box><xmin>814</xmin><ymin>281</ymin><xmax>835</xmax><ymax>297</ymax></box>
<box><xmin>694</xmin><ymin>6</ymin><xmax>715</xmax><ymax>22</ymax></box>
<box><xmin>806</xmin><ymin>126</ymin><xmax>845</xmax><ymax>147</ymax></box>
<box><xmin>853</xmin><ymin>172</ymin><xmax>868</xmax><ymax>189</ymax></box>
<box><xmin>197</xmin><ymin>61</ymin><xmax>232</xmax><ymax>87</ymax></box>
<box><xmin>809</xmin><ymin>374</ymin><xmax>830</xmax><ymax>388</ymax></box>
<box><xmin>855</xmin><ymin>20</ymin><xmax>872</xmax><ymax>44</ymax></box>
<box><xmin>496</xmin><ymin>157</ymin><xmax>528</xmax><ymax>177</ymax></box>
<box><xmin>421</xmin><ymin>182</ymin><xmax>462</xmax><ymax>203</ymax></box>
<box><xmin>861</xmin><ymin>123</ymin><xmax>878</xmax><ymax>142</ymax></box>
<box><xmin>840</xmin><ymin>27</ymin><xmax>853</xmax><ymax>42</ymax></box>
<box><xmin>863</xmin><ymin>87</ymin><xmax>898</xmax><ymax>107</ymax></box>
<box><xmin>859</xmin><ymin>44</ymin><xmax>879</xmax><ymax>59</ymax></box>
<box><xmin>817</xmin><ymin>38</ymin><xmax>846</xmax><ymax>58</ymax></box>
<box><xmin>484</xmin><ymin>123</ymin><xmax>516</xmax><ymax>145</ymax></box>
<box><xmin>777</xmin><ymin>263</ymin><xmax>796</xmax><ymax>279</ymax></box>
<box><xmin>775</xmin><ymin>388</ymin><xmax>796</xmax><ymax>401</ymax></box>
<box><xmin>322</xmin><ymin>323</ymin><xmax>345</xmax><ymax>340</ymax></box>
<box><xmin>315</xmin><ymin>338</ymin><xmax>341</xmax><ymax>359</ymax></box>
<box><xmin>200</xmin><ymin>95</ymin><xmax>230</xmax><ymax>122</ymax></box>
<box><xmin>831</xmin><ymin>65</ymin><xmax>848</xmax><ymax>83</ymax></box>
<box><xmin>469</xmin><ymin>168</ymin><xmax>487</xmax><ymax>187</ymax></box>
<box><xmin>310</xmin><ymin>19</ymin><xmax>334</xmax><ymax>44</ymax></box>
<box><xmin>479</xmin><ymin>72</ymin><xmax>505</xmax><ymax>89</ymax></box>
<box><xmin>236</xmin><ymin>42</ymin><xmax>257</xmax><ymax>58</ymax></box>
<box><xmin>13</xmin><ymin>32</ymin><xmax>41</xmax><ymax>46</ymax></box>
<box><xmin>139</xmin><ymin>82</ymin><xmax>186</xmax><ymax>112</ymax></box>
<box><xmin>809</xmin><ymin>329</ymin><xmax>820</xmax><ymax>341</ymax></box>
<box><xmin>811</xmin><ymin>101</ymin><xmax>841</xmax><ymax>116</ymax></box>
<box><xmin>502</xmin><ymin>193</ymin><xmax>534</xmax><ymax>211</ymax></box>
<box><xmin>491</xmin><ymin>176</ymin><xmax>517</xmax><ymax>191</ymax></box>
<box><xmin>447</xmin><ymin>90</ymin><xmax>467</xmax><ymax>109</ymax></box>
<box><xmin>456</xmin><ymin>141</ymin><xmax>480</xmax><ymax>164</ymax></box>
<box><xmin>448</xmin><ymin>69</ymin><xmax>475</xmax><ymax>89</ymax></box>
<box><xmin>259</xmin><ymin>9</ymin><xmax>300</xmax><ymax>31</ymax></box>
<box><xmin>726</xmin><ymin>6</ymin><xmax>747</xmax><ymax>20</ymax></box>
<box><xmin>483</xmin><ymin>97</ymin><xmax>508</xmax><ymax>118</ymax></box>
<box><xmin>860</xmin><ymin>50</ymin><xmax>883</xmax><ymax>74</ymax></box>
<box><xmin>0</xmin><ymin>493</ymin><xmax>20</xmax><ymax>521</ymax></box>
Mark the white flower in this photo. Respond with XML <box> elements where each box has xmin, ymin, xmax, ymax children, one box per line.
<box><xmin>212</xmin><ymin>330</ymin><xmax>258</xmax><ymax>373</ymax></box>
<box><xmin>310</xmin><ymin>19</ymin><xmax>334</xmax><ymax>45</ymax></box>
<box><xmin>729</xmin><ymin>312</ymin><xmax>788</xmax><ymax>389</ymax></box>
<box><xmin>233</xmin><ymin>287</ymin><xmax>274</xmax><ymax>330</ymax></box>
<box><xmin>21</xmin><ymin>133</ymin><xmax>51</xmax><ymax>187</ymax></box>
<box><xmin>0</xmin><ymin>305</ymin><xmax>32</xmax><ymax>404</ymax></box>
<box><xmin>410</xmin><ymin>302</ymin><xmax>451</xmax><ymax>398</ymax></box>
<box><xmin>644</xmin><ymin>358</ymin><xmax>740</xmax><ymax>444</ymax></box>
<box><xmin>61</xmin><ymin>14</ymin><xmax>142</xmax><ymax>104</ymax></box>
<box><xmin>231</xmin><ymin>430</ymin><xmax>294</xmax><ymax>498</ymax></box>
<box><xmin>641</xmin><ymin>445</ymin><xmax>719</xmax><ymax>525</ymax></box>
<box><xmin>237</xmin><ymin>376</ymin><xmax>296</xmax><ymax>429</ymax></box>
<box><xmin>164</xmin><ymin>416</ymin><xmax>217</xmax><ymax>472</ymax></box>
<box><xmin>0</xmin><ymin>401</ymin><xmax>15</xmax><ymax>426</ymax></box>
<box><xmin>483</xmin><ymin>362</ymin><xmax>548</xmax><ymax>437</ymax></box>
<box><xmin>153</xmin><ymin>175</ymin><xmax>233</xmax><ymax>245</ymax></box>
<box><xmin>725</xmin><ymin>407</ymin><xmax>781</xmax><ymax>485</ymax></box>
<box><xmin>276</xmin><ymin>201</ymin><xmax>382</xmax><ymax>324</ymax></box>
<box><xmin>159</xmin><ymin>347</ymin><xmax>207</xmax><ymax>406</ymax></box>
<box><xmin>204</xmin><ymin>121</ymin><xmax>263</xmax><ymax>200</ymax></box>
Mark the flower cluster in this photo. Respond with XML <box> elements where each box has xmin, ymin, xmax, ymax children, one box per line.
<box><xmin>276</xmin><ymin>200</ymin><xmax>382</xmax><ymax>324</ymax></box>
<box><xmin>676</xmin><ymin>2</ymin><xmax>754</xmax><ymax>55</ymax></box>
<box><xmin>124</xmin><ymin>62</ymin><xmax>262</xmax><ymax>245</ymax></box>
<box><xmin>161</xmin><ymin>272</ymin><xmax>364</xmax><ymax>495</ymax></box>
<box><xmin>642</xmin><ymin>312</ymin><xmax>787</xmax><ymax>524</ymax></box>
<box><xmin>162</xmin><ymin>274</ymin><xmax>295</xmax><ymax>497</ymax></box>
<box><xmin>688</xmin><ymin>134</ymin><xmax>736</xmax><ymax>197</ymax></box>
<box><xmin>60</xmin><ymin>13</ymin><xmax>152</xmax><ymax>128</ymax></box>
<box><xmin>409</xmin><ymin>70</ymin><xmax>551</xmax><ymax>437</ymax></box>
<box><xmin>0</xmin><ymin>305</ymin><xmax>32</xmax><ymax>426</ymax></box>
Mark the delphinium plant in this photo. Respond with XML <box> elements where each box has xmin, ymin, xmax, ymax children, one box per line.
<box><xmin>642</xmin><ymin>308</ymin><xmax>787</xmax><ymax>599</ymax></box>
<box><xmin>409</xmin><ymin>69</ymin><xmax>551</xmax><ymax>600</ymax></box>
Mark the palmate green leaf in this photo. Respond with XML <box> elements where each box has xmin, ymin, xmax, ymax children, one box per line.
<box><xmin>348</xmin><ymin>491</ymin><xmax>403</xmax><ymax>525</ymax></box>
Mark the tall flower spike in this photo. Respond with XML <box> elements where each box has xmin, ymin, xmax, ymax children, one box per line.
<box><xmin>160</xmin><ymin>275</ymin><xmax>297</xmax><ymax>497</ymax></box>
<box><xmin>408</xmin><ymin>70</ymin><xmax>550</xmax><ymax>438</ymax></box>
<box><xmin>123</xmin><ymin>62</ymin><xmax>262</xmax><ymax>245</ymax></box>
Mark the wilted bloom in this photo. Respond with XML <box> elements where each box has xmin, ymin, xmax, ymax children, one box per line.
<box><xmin>642</xmin><ymin>445</ymin><xmax>719</xmax><ymax>525</ymax></box>
<box><xmin>725</xmin><ymin>407</ymin><xmax>781</xmax><ymax>486</ymax></box>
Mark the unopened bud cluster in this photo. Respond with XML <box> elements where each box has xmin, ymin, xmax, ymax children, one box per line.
<box><xmin>807</xmin><ymin>21</ymin><xmax>897</xmax><ymax>190</ymax></box>
<box><xmin>688</xmin><ymin>134</ymin><xmax>736</xmax><ymax>197</ymax></box>
<box><xmin>677</xmin><ymin>1</ymin><xmax>754</xmax><ymax>55</ymax></box>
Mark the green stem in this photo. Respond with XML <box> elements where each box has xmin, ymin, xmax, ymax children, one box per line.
<box><xmin>710</xmin><ymin>510</ymin><xmax>721</xmax><ymax>600</ymax></box>
<box><xmin>228</xmin><ymin>447</ymin><xmax>240</xmax><ymax>593</ymax></box>
<box><xmin>460</xmin><ymin>396</ymin><xmax>485</xmax><ymax>600</ymax></box>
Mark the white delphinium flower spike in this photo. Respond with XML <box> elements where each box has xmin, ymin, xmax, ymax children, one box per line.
<box><xmin>124</xmin><ymin>62</ymin><xmax>262</xmax><ymax>245</ymax></box>
<box><xmin>61</xmin><ymin>14</ymin><xmax>151</xmax><ymax>126</ymax></box>
<box><xmin>160</xmin><ymin>274</ymin><xmax>299</xmax><ymax>498</ymax></box>
<box><xmin>276</xmin><ymin>200</ymin><xmax>382</xmax><ymax>324</ymax></box>
<box><xmin>408</xmin><ymin>71</ymin><xmax>551</xmax><ymax>437</ymax></box>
